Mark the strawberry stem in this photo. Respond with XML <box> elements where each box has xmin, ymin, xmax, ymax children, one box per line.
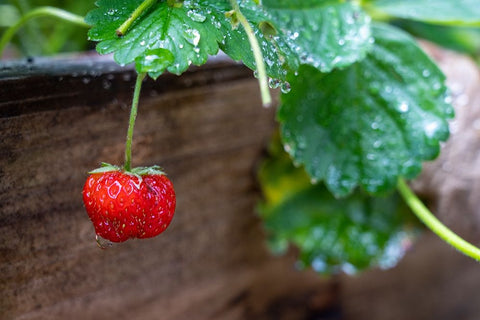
<box><xmin>115</xmin><ymin>0</ymin><xmax>157</xmax><ymax>37</ymax></box>
<box><xmin>124</xmin><ymin>72</ymin><xmax>146</xmax><ymax>172</ymax></box>
<box><xmin>397</xmin><ymin>178</ymin><xmax>480</xmax><ymax>261</ymax></box>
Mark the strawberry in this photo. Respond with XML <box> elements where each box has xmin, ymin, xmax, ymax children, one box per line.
<box><xmin>82</xmin><ymin>164</ymin><xmax>176</xmax><ymax>243</ymax></box>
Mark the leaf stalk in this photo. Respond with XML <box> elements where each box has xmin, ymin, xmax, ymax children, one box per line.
<box><xmin>116</xmin><ymin>0</ymin><xmax>157</xmax><ymax>36</ymax></box>
<box><xmin>397</xmin><ymin>178</ymin><xmax>480</xmax><ymax>261</ymax></box>
<box><xmin>229</xmin><ymin>0</ymin><xmax>272</xmax><ymax>107</ymax></box>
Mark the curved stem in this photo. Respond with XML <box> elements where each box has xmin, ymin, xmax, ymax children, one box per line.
<box><xmin>0</xmin><ymin>6</ymin><xmax>89</xmax><ymax>57</ymax></box>
<box><xmin>124</xmin><ymin>72</ymin><xmax>147</xmax><ymax>172</ymax></box>
<box><xmin>229</xmin><ymin>0</ymin><xmax>272</xmax><ymax>107</ymax></box>
<box><xmin>397</xmin><ymin>178</ymin><xmax>480</xmax><ymax>261</ymax></box>
<box><xmin>116</xmin><ymin>0</ymin><xmax>157</xmax><ymax>36</ymax></box>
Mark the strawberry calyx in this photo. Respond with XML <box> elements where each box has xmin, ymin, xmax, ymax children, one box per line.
<box><xmin>88</xmin><ymin>162</ymin><xmax>166</xmax><ymax>176</ymax></box>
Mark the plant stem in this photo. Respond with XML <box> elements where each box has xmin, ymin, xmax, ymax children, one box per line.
<box><xmin>229</xmin><ymin>0</ymin><xmax>272</xmax><ymax>107</ymax></box>
<box><xmin>124</xmin><ymin>72</ymin><xmax>147</xmax><ymax>172</ymax></box>
<box><xmin>397</xmin><ymin>178</ymin><xmax>480</xmax><ymax>261</ymax></box>
<box><xmin>0</xmin><ymin>6</ymin><xmax>89</xmax><ymax>57</ymax></box>
<box><xmin>116</xmin><ymin>0</ymin><xmax>157</xmax><ymax>36</ymax></box>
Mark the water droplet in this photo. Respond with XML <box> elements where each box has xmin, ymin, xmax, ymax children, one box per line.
<box><xmin>338</xmin><ymin>39</ymin><xmax>345</xmax><ymax>46</ymax></box>
<box><xmin>280</xmin><ymin>82</ymin><xmax>291</xmax><ymax>93</ymax></box>
<box><xmin>187</xmin><ymin>10</ymin><xmax>206</xmax><ymax>22</ymax></box>
<box><xmin>96</xmin><ymin>234</ymin><xmax>114</xmax><ymax>249</ymax></box>
<box><xmin>268</xmin><ymin>78</ymin><xmax>281</xmax><ymax>89</ymax></box>
<box><xmin>311</xmin><ymin>257</ymin><xmax>327</xmax><ymax>272</ymax></box>
<box><xmin>183</xmin><ymin>29</ymin><xmax>201</xmax><ymax>46</ymax></box>
<box><xmin>289</xmin><ymin>31</ymin><xmax>299</xmax><ymax>40</ymax></box>
<box><xmin>297</xmin><ymin>136</ymin><xmax>307</xmax><ymax>149</ymax></box>
<box><xmin>424</xmin><ymin>121</ymin><xmax>440</xmax><ymax>138</ymax></box>
<box><xmin>398</xmin><ymin>101</ymin><xmax>409</xmax><ymax>113</ymax></box>
<box><xmin>341</xmin><ymin>262</ymin><xmax>357</xmax><ymax>275</ymax></box>
<box><xmin>432</xmin><ymin>82</ymin><xmax>442</xmax><ymax>90</ymax></box>
<box><xmin>422</xmin><ymin>69</ymin><xmax>431</xmax><ymax>77</ymax></box>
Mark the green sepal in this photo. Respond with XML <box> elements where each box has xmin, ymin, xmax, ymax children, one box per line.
<box><xmin>88</xmin><ymin>162</ymin><xmax>120</xmax><ymax>174</ymax></box>
<box><xmin>130</xmin><ymin>165</ymin><xmax>166</xmax><ymax>176</ymax></box>
<box><xmin>88</xmin><ymin>163</ymin><xmax>165</xmax><ymax>176</ymax></box>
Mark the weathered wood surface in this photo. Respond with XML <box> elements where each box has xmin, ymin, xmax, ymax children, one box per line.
<box><xmin>0</xmin><ymin>56</ymin><xmax>336</xmax><ymax>320</ymax></box>
<box><xmin>1</xmin><ymin>46</ymin><xmax>480</xmax><ymax>320</ymax></box>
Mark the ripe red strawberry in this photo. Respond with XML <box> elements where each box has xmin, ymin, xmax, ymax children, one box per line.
<box><xmin>82</xmin><ymin>164</ymin><xmax>176</xmax><ymax>243</ymax></box>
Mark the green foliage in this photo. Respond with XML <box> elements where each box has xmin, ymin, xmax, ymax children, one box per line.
<box><xmin>263</xmin><ymin>1</ymin><xmax>373</xmax><ymax>72</ymax></box>
<box><xmin>278</xmin><ymin>23</ymin><xmax>454</xmax><ymax>197</ymax></box>
<box><xmin>393</xmin><ymin>20</ymin><xmax>480</xmax><ymax>56</ymax></box>
<box><xmin>73</xmin><ymin>0</ymin><xmax>479</xmax><ymax>272</ymax></box>
<box><xmin>85</xmin><ymin>0</ymin><xmax>297</xmax><ymax>79</ymax></box>
<box><xmin>2</xmin><ymin>0</ymin><xmax>92</xmax><ymax>55</ymax></box>
<box><xmin>371</xmin><ymin>0</ymin><xmax>480</xmax><ymax>26</ymax></box>
<box><xmin>0</xmin><ymin>5</ymin><xmax>20</xmax><ymax>27</ymax></box>
<box><xmin>86</xmin><ymin>0</ymin><xmax>225</xmax><ymax>76</ymax></box>
<box><xmin>85</xmin><ymin>0</ymin><xmax>374</xmax><ymax>80</ymax></box>
<box><xmin>258</xmin><ymin>135</ymin><xmax>418</xmax><ymax>273</ymax></box>
<box><xmin>4</xmin><ymin>0</ymin><xmax>479</xmax><ymax>272</ymax></box>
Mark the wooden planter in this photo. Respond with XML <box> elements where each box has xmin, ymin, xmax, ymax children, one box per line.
<box><xmin>1</xmin><ymin>48</ymin><xmax>480</xmax><ymax>320</ymax></box>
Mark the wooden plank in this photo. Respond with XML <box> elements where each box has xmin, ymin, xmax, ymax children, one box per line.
<box><xmin>0</xmin><ymin>56</ymin><xmax>335</xmax><ymax>320</ymax></box>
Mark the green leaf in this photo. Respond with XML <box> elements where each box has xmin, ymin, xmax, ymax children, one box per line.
<box><xmin>394</xmin><ymin>20</ymin><xmax>480</xmax><ymax>56</ymax></box>
<box><xmin>258</xmin><ymin>134</ymin><xmax>417</xmax><ymax>274</ymax></box>
<box><xmin>135</xmin><ymin>48</ymin><xmax>175</xmax><ymax>79</ymax></box>
<box><xmin>86</xmin><ymin>0</ymin><xmax>225</xmax><ymax>77</ymax></box>
<box><xmin>371</xmin><ymin>0</ymin><xmax>480</xmax><ymax>26</ymax></box>
<box><xmin>85</xmin><ymin>0</ymin><xmax>295</xmax><ymax>80</ymax></box>
<box><xmin>263</xmin><ymin>1</ymin><xmax>373</xmax><ymax>72</ymax></box>
<box><xmin>262</xmin><ymin>0</ymin><xmax>339</xmax><ymax>9</ymax></box>
<box><xmin>220</xmin><ymin>1</ymin><xmax>298</xmax><ymax>80</ymax></box>
<box><xmin>278</xmin><ymin>23</ymin><xmax>454</xmax><ymax>197</ymax></box>
<box><xmin>0</xmin><ymin>5</ymin><xmax>20</xmax><ymax>27</ymax></box>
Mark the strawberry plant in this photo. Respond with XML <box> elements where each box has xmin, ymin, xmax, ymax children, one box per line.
<box><xmin>1</xmin><ymin>0</ymin><xmax>480</xmax><ymax>270</ymax></box>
